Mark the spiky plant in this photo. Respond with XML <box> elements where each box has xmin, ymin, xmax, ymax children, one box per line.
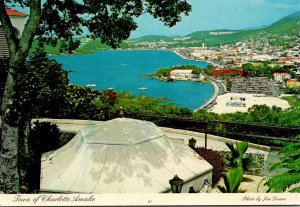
<box><xmin>225</xmin><ymin>141</ymin><xmax>252</xmax><ymax>171</ymax></box>
<box><xmin>265</xmin><ymin>141</ymin><xmax>300</xmax><ymax>193</ymax></box>
<box><xmin>217</xmin><ymin>167</ymin><xmax>245</xmax><ymax>193</ymax></box>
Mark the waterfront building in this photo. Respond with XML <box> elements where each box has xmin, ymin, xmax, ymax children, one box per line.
<box><xmin>0</xmin><ymin>8</ymin><xmax>27</xmax><ymax>58</ymax></box>
<box><xmin>170</xmin><ymin>69</ymin><xmax>194</xmax><ymax>80</ymax></box>
<box><xmin>212</xmin><ymin>68</ymin><xmax>243</xmax><ymax>77</ymax></box>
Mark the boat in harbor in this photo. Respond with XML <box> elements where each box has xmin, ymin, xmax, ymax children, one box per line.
<box><xmin>86</xmin><ymin>83</ymin><xmax>97</xmax><ymax>87</ymax></box>
<box><xmin>138</xmin><ymin>87</ymin><xmax>148</xmax><ymax>90</ymax></box>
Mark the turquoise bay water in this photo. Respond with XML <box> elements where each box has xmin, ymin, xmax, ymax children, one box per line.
<box><xmin>52</xmin><ymin>50</ymin><xmax>214</xmax><ymax>110</ymax></box>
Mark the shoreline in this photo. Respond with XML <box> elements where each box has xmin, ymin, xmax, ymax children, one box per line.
<box><xmin>169</xmin><ymin>49</ymin><xmax>223</xmax><ymax>111</ymax></box>
<box><xmin>194</xmin><ymin>79</ymin><xmax>219</xmax><ymax>112</ymax></box>
<box><xmin>52</xmin><ymin>48</ymin><xmax>218</xmax><ymax>112</ymax></box>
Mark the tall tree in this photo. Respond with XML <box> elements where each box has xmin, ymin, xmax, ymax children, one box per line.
<box><xmin>0</xmin><ymin>0</ymin><xmax>191</xmax><ymax>192</ymax></box>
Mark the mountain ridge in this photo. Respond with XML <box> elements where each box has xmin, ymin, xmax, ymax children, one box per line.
<box><xmin>130</xmin><ymin>11</ymin><xmax>300</xmax><ymax>44</ymax></box>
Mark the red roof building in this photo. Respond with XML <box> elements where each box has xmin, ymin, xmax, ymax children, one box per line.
<box><xmin>5</xmin><ymin>8</ymin><xmax>27</xmax><ymax>17</ymax></box>
<box><xmin>212</xmin><ymin>68</ymin><xmax>244</xmax><ymax>77</ymax></box>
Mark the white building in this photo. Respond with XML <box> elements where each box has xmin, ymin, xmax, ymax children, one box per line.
<box><xmin>170</xmin><ymin>69</ymin><xmax>194</xmax><ymax>80</ymax></box>
<box><xmin>274</xmin><ymin>72</ymin><xmax>291</xmax><ymax>82</ymax></box>
<box><xmin>210</xmin><ymin>93</ymin><xmax>290</xmax><ymax>114</ymax></box>
<box><xmin>251</xmin><ymin>55</ymin><xmax>274</xmax><ymax>61</ymax></box>
<box><xmin>0</xmin><ymin>8</ymin><xmax>27</xmax><ymax>58</ymax></box>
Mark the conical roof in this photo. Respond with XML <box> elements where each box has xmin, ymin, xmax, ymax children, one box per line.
<box><xmin>82</xmin><ymin>118</ymin><xmax>165</xmax><ymax>145</ymax></box>
<box><xmin>40</xmin><ymin>118</ymin><xmax>212</xmax><ymax>193</ymax></box>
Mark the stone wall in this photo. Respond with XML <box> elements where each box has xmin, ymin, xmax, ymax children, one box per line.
<box><xmin>219</xmin><ymin>151</ymin><xmax>265</xmax><ymax>176</ymax></box>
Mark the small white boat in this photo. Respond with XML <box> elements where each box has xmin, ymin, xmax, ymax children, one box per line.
<box><xmin>86</xmin><ymin>83</ymin><xmax>97</xmax><ymax>87</ymax></box>
<box><xmin>138</xmin><ymin>87</ymin><xmax>148</xmax><ymax>90</ymax></box>
<box><xmin>107</xmin><ymin>87</ymin><xmax>115</xmax><ymax>90</ymax></box>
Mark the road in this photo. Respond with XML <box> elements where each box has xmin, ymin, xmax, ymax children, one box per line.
<box><xmin>195</xmin><ymin>75</ymin><xmax>226</xmax><ymax>111</ymax></box>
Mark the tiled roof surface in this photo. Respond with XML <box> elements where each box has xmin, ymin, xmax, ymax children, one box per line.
<box><xmin>5</xmin><ymin>8</ymin><xmax>27</xmax><ymax>17</ymax></box>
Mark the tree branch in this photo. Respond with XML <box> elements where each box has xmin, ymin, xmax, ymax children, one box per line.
<box><xmin>18</xmin><ymin>0</ymin><xmax>41</xmax><ymax>60</ymax></box>
<box><xmin>0</xmin><ymin>0</ymin><xmax>19</xmax><ymax>56</ymax></box>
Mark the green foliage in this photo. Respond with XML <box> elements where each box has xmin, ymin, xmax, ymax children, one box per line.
<box><xmin>218</xmin><ymin>167</ymin><xmax>244</xmax><ymax>193</ymax></box>
<box><xmin>60</xmin><ymin>85</ymin><xmax>101</xmax><ymax>120</ymax></box>
<box><xmin>220</xmin><ymin>104</ymin><xmax>300</xmax><ymax>128</ymax></box>
<box><xmin>194</xmin><ymin>147</ymin><xmax>225</xmax><ymax>185</ymax></box>
<box><xmin>242</xmin><ymin>63</ymin><xmax>292</xmax><ymax>78</ymax></box>
<box><xmin>12</xmin><ymin>49</ymin><xmax>68</xmax><ymax>115</ymax></box>
<box><xmin>29</xmin><ymin>121</ymin><xmax>61</xmax><ymax>153</ymax></box>
<box><xmin>225</xmin><ymin>141</ymin><xmax>252</xmax><ymax>171</ymax></box>
<box><xmin>112</xmin><ymin>92</ymin><xmax>193</xmax><ymax>118</ymax></box>
<box><xmin>32</xmin><ymin>0</ymin><xmax>191</xmax><ymax>51</ymax></box>
<box><xmin>203</xmin><ymin>67</ymin><xmax>213</xmax><ymax>76</ymax></box>
<box><xmin>225</xmin><ymin>77</ymin><xmax>232</xmax><ymax>91</ymax></box>
<box><xmin>265</xmin><ymin>140</ymin><xmax>300</xmax><ymax>192</ymax></box>
<box><xmin>217</xmin><ymin>141</ymin><xmax>252</xmax><ymax>193</ymax></box>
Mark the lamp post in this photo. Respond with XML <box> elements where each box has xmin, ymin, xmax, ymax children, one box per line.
<box><xmin>188</xmin><ymin>137</ymin><xmax>197</xmax><ymax>149</ymax></box>
<box><xmin>204</xmin><ymin>118</ymin><xmax>208</xmax><ymax>149</ymax></box>
<box><xmin>169</xmin><ymin>175</ymin><xmax>183</xmax><ymax>193</ymax></box>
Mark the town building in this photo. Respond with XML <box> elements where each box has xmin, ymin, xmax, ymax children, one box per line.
<box><xmin>273</xmin><ymin>72</ymin><xmax>291</xmax><ymax>82</ymax></box>
<box><xmin>212</xmin><ymin>68</ymin><xmax>243</xmax><ymax>77</ymax></box>
<box><xmin>210</xmin><ymin>93</ymin><xmax>290</xmax><ymax>114</ymax></box>
<box><xmin>0</xmin><ymin>8</ymin><xmax>27</xmax><ymax>58</ymax></box>
<box><xmin>287</xmin><ymin>79</ymin><xmax>300</xmax><ymax>88</ymax></box>
<box><xmin>170</xmin><ymin>69</ymin><xmax>194</xmax><ymax>80</ymax></box>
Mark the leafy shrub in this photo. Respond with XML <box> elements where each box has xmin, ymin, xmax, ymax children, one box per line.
<box><xmin>29</xmin><ymin>121</ymin><xmax>61</xmax><ymax>153</ymax></box>
<box><xmin>225</xmin><ymin>141</ymin><xmax>252</xmax><ymax>172</ymax></box>
<box><xmin>265</xmin><ymin>139</ymin><xmax>300</xmax><ymax>193</ymax></box>
<box><xmin>194</xmin><ymin>147</ymin><xmax>225</xmax><ymax>185</ymax></box>
<box><xmin>217</xmin><ymin>167</ymin><xmax>245</xmax><ymax>193</ymax></box>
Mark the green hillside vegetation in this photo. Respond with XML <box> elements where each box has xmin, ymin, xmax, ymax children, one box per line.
<box><xmin>181</xmin><ymin>30</ymin><xmax>255</xmax><ymax>47</ymax></box>
<box><xmin>76</xmin><ymin>39</ymin><xmax>136</xmax><ymax>54</ymax></box>
<box><xmin>264</xmin><ymin>11</ymin><xmax>300</xmax><ymax>35</ymax></box>
<box><xmin>29</xmin><ymin>11</ymin><xmax>300</xmax><ymax>54</ymax></box>
<box><xmin>30</xmin><ymin>38</ymin><xmax>136</xmax><ymax>55</ymax></box>
<box><xmin>131</xmin><ymin>35</ymin><xmax>176</xmax><ymax>42</ymax></box>
<box><xmin>134</xmin><ymin>11</ymin><xmax>300</xmax><ymax>47</ymax></box>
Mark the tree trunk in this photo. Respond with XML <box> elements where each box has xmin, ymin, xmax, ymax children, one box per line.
<box><xmin>0</xmin><ymin>66</ymin><xmax>20</xmax><ymax>192</ymax></box>
<box><xmin>18</xmin><ymin>112</ymin><xmax>32</xmax><ymax>192</ymax></box>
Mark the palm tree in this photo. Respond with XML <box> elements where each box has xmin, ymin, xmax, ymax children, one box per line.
<box><xmin>265</xmin><ymin>140</ymin><xmax>300</xmax><ymax>193</ymax></box>
<box><xmin>225</xmin><ymin>141</ymin><xmax>252</xmax><ymax>172</ymax></box>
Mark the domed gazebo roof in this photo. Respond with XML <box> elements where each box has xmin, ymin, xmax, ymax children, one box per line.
<box><xmin>40</xmin><ymin>118</ymin><xmax>212</xmax><ymax>193</ymax></box>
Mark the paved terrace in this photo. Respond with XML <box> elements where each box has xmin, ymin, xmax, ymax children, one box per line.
<box><xmin>37</xmin><ymin>118</ymin><xmax>270</xmax><ymax>161</ymax></box>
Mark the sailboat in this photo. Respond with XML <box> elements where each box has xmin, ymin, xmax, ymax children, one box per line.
<box><xmin>138</xmin><ymin>87</ymin><xmax>148</xmax><ymax>90</ymax></box>
<box><xmin>86</xmin><ymin>73</ymin><xmax>97</xmax><ymax>87</ymax></box>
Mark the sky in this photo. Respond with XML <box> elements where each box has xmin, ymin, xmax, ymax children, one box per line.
<box><xmin>131</xmin><ymin>0</ymin><xmax>300</xmax><ymax>38</ymax></box>
<box><xmin>11</xmin><ymin>0</ymin><xmax>300</xmax><ymax>38</ymax></box>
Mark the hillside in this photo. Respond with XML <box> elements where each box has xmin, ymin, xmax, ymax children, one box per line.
<box><xmin>131</xmin><ymin>35</ymin><xmax>176</xmax><ymax>42</ymax></box>
<box><xmin>132</xmin><ymin>11</ymin><xmax>300</xmax><ymax>47</ymax></box>
<box><xmin>262</xmin><ymin>11</ymin><xmax>300</xmax><ymax>35</ymax></box>
<box><xmin>30</xmin><ymin>11</ymin><xmax>300</xmax><ymax>55</ymax></box>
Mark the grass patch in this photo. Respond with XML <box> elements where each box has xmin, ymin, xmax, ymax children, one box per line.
<box><xmin>283</xmin><ymin>96</ymin><xmax>300</xmax><ymax>108</ymax></box>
